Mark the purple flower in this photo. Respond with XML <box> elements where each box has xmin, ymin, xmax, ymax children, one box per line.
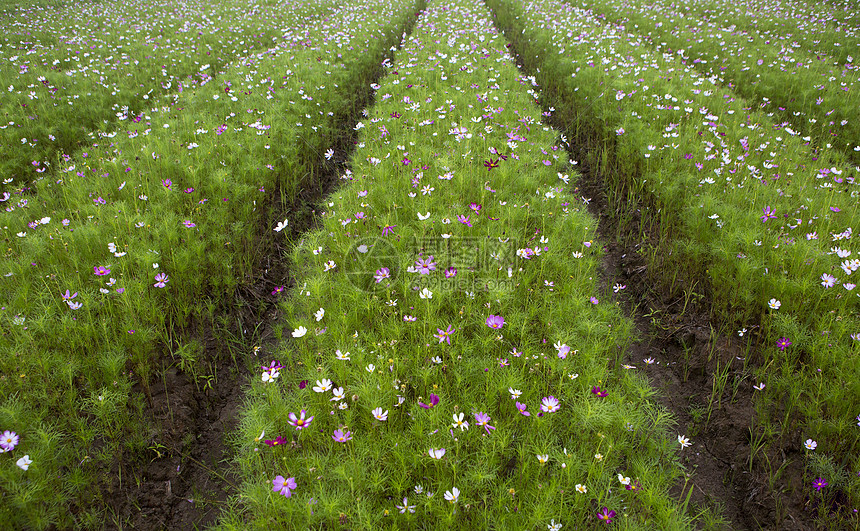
<box><xmin>592</xmin><ymin>386</ymin><xmax>608</xmax><ymax>398</ymax></box>
<box><xmin>418</xmin><ymin>394</ymin><xmax>439</xmax><ymax>409</ymax></box>
<box><xmin>516</xmin><ymin>402</ymin><xmax>531</xmax><ymax>416</ymax></box>
<box><xmin>486</xmin><ymin>315</ymin><xmax>505</xmax><ymax>329</ymax></box>
<box><xmin>161</xmin><ymin>178</ymin><xmax>172</xmax><ymax>190</ymax></box>
<box><xmin>332</xmin><ymin>428</ymin><xmax>353</xmax><ymax>442</ymax></box>
<box><xmin>287</xmin><ymin>409</ymin><xmax>313</xmax><ymax>430</ymax></box>
<box><xmin>94</xmin><ymin>266</ymin><xmax>110</xmax><ymax>276</ymax></box>
<box><xmin>457</xmin><ymin>214</ymin><xmax>472</xmax><ymax>227</ymax></box>
<box><xmin>469</xmin><ymin>202</ymin><xmax>482</xmax><ymax>212</ymax></box>
<box><xmin>444</xmin><ymin>267</ymin><xmax>457</xmax><ymax>278</ymax></box>
<box><xmin>474</xmin><ymin>412</ymin><xmax>496</xmax><ymax>435</ymax></box>
<box><xmin>415</xmin><ymin>256</ymin><xmax>437</xmax><ymax>275</ymax></box>
<box><xmin>265</xmin><ymin>436</ymin><xmax>287</xmax><ymax>447</ymax></box>
<box><xmin>761</xmin><ymin>206</ymin><xmax>776</xmax><ymax>223</ymax></box>
<box><xmin>540</xmin><ymin>396</ymin><xmax>560</xmax><ymax>413</ymax></box>
<box><xmin>0</xmin><ymin>430</ymin><xmax>19</xmax><ymax>452</ymax></box>
<box><xmin>777</xmin><ymin>337</ymin><xmax>791</xmax><ymax>351</ymax></box>
<box><xmin>374</xmin><ymin>267</ymin><xmax>391</xmax><ymax>283</ymax></box>
<box><xmin>263</xmin><ymin>360</ymin><xmax>283</xmax><ymax>372</ymax></box>
<box><xmin>597</xmin><ymin>507</ymin><xmax>616</xmax><ymax>524</ymax></box>
<box><xmin>271</xmin><ymin>286</ymin><xmax>286</xmax><ymax>295</ymax></box>
<box><xmin>434</xmin><ymin>325</ymin><xmax>456</xmax><ymax>345</ymax></box>
<box><xmin>382</xmin><ymin>225</ymin><xmax>397</xmax><ymax>236</ymax></box>
<box><xmin>153</xmin><ymin>272</ymin><xmax>169</xmax><ymax>288</ymax></box>
<box><xmin>272</xmin><ymin>475</ymin><xmax>297</xmax><ymax>498</ymax></box>
<box><xmin>483</xmin><ymin>159</ymin><xmax>499</xmax><ymax>170</ymax></box>
<box><xmin>61</xmin><ymin>289</ymin><xmax>78</xmax><ymax>301</ymax></box>
<box><xmin>813</xmin><ymin>477</ymin><xmax>828</xmax><ymax>492</ymax></box>
<box><xmin>182</xmin><ymin>220</ymin><xmax>196</xmax><ymax>228</ymax></box>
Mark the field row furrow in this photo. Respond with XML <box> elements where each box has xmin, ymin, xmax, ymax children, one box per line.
<box><xmin>490</xmin><ymin>0</ymin><xmax>859</xmax><ymax>523</ymax></box>
<box><xmin>219</xmin><ymin>0</ymin><xmax>694</xmax><ymax>528</ymax></box>
<box><xmin>0</xmin><ymin>0</ymin><xmax>418</xmax><ymax>527</ymax></box>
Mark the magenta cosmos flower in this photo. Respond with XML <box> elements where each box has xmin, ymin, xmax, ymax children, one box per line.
<box><xmin>777</xmin><ymin>337</ymin><xmax>792</xmax><ymax>351</ymax></box>
<box><xmin>265</xmin><ymin>436</ymin><xmax>287</xmax><ymax>447</ymax></box>
<box><xmin>592</xmin><ymin>386</ymin><xmax>608</xmax><ymax>398</ymax></box>
<box><xmin>287</xmin><ymin>410</ymin><xmax>313</xmax><ymax>430</ymax></box>
<box><xmin>272</xmin><ymin>475</ymin><xmax>297</xmax><ymax>498</ymax></box>
<box><xmin>486</xmin><ymin>315</ymin><xmax>505</xmax><ymax>329</ymax></box>
<box><xmin>516</xmin><ymin>401</ymin><xmax>530</xmax><ymax>416</ymax></box>
<box><xmin>418</xmin><ymin>393</ymin><xmax>440</xmax><ymax>409</ymax></box>
<box><xmin>597</xmin><ymin>507</ymin><xmax>616</xmax><ymax>523</ymax></box>
<box><xmin>94</xmin><ymin>266</ymin><xmax>110</xmax><ymax>276</ymax></box>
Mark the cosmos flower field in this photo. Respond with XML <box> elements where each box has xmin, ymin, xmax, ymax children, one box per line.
<box><xmin>1</xmin><ymin>0</ymin><xmax>858</xmax><ymax>528</ymax></box>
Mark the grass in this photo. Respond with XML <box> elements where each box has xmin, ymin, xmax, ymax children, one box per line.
<box><xmin>1</xmin><ymin>0</ymin><xmax>858</xmax><ymax>527</ymax></box>
<box><xmin>489</xmin><ymin>0</ymin><xmax>860</xmax><ymax>525</ymax></box>
<box><xmin>0</xmin><ymin>0</ymin><xmax>418</xmax><ymax>527</ymax></box>
<box><xmin>218</xmin><ymin>0</ymin><xmax>695</xmax><ymax>528</ymax></box>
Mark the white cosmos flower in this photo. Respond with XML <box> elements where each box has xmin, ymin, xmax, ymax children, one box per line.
<box><xmin>274</xmin><ymin>218</ymin><xmax>289</xmax><ymax>232</ymax></box>
<box><xmin>419</xmin><ymin>287</ymin><xmax>433</xmax><ymax>299</ymax></box>
<box><xmin>292</xmin><ymin>326</ymin><xmax>307</xmax><ymax>338</ymax></box>
<box><xmin>417</xmin><ymin>211</ymin><xmax>431</xmax><ymax>220</ymax></box>
<box><xmin>16</xmin><ymin>455</ymin><xmax>32</xmax><ymax>470</ymax></box>
<box><xmin>444</xmin><ymin>487</ymin><xmax>460</xmax><ymax>503</ymax></box>
<box><xmin>313</xmin><ymin>379</ymin><xmax>332</xmax><ymax>393</ymax></box>
<box><xmin>372</xmin><ymin>407</ymin><xmax>388</xmax><ymax>421</ymax></box>
<box><xmin>429</xmin><ymin>448</ymin><xmax>446</xmax><ymax>459</ymax></box>
<box><xmin>314</xmin><ymin>308</ymin><xmax>325</xmax><ymax>321</ymax></box>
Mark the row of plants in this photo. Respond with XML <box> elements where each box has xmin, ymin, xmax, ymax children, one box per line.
<box><xmin>218</xmin><ymin>0</ymin><xmax>699</xmax><ymax>528</ymax></box>
<box><xmin>638</xmin><ymin>0</ymin><xmax>860</xmax><ymax>65</ymax></box>
<box><xmin>580</xmin><ymin>0</ymin><xmax>860</xmax><ymax>166</ymax></box>
<box><xmin>490</xmin><ymin>0</ymin><xmax>860</xmax><ymax>524</ymax></box>
<box><xmin>0</xmin><ymin>0</ymin><xmax>331</xmax><ymax>190</ymax></box>
<box><xmin>0</xmin><ymin>0</ymin><xmax>419</xmax><ymax>527</ymax></box>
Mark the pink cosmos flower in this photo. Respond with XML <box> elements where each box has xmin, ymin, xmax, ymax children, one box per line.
<box><xmin>153</xmin><ymin>272</ymin><xmax>169</xmax><ymax>288</ymax></box>
<box><xmin>474</xmin><ymin>412</ymin><xmax>496</xmax><ymax>435</ymax></box>
<box><xmin>272</xmin><ymin>475</ymin><xmax>297</xmax><ymax>497</ymax></box>
<box><xmin>0</xmin><ymin>430</ymin><xmax>19</xmax><ymax>452</ymax></box>
<box><xmin>486</xmin><ymin>315</ymin><xmax>505</xmax><ymax>329</ymax></box>
<box><xmin>434</xmin><ymin>325</ymin><xmax>455</xmax><ymax>345</ymax></box>
<box><xmin>332</xmin><ymin>428</ymin><xmax>353</xmax><ymax>442</ymax></box>
<box><xmin>94</xmin><ymin>266</ymin><xmax>110</xmax><ymax>276</ymax></box>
